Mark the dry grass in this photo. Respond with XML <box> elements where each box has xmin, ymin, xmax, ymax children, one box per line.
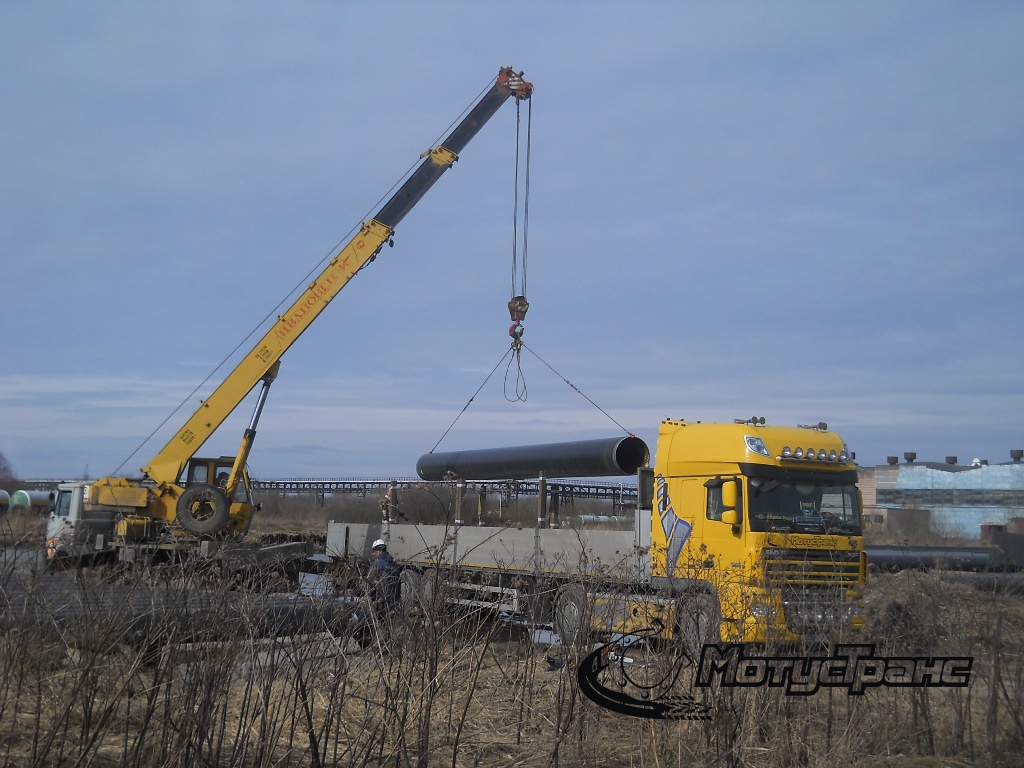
<box><xmin>1</xmin><ymin>546</ymin><xmax>1023</xmax><ymax>767</ymax></box>
<box><xmin>3</xmin><ymin>496</ymin><xmax>1023</xmax><ymax>767</ymax></box>
<box><xmin>0</xmin><ymin>510</ymin><xmax>47</xmax><ymax>549</ymax></box>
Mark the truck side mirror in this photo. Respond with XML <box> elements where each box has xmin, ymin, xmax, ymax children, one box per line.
<box><xmin>637</xmin><ymin>467</ymin><xmax>655</xmax><ymax>511</ymax></box>
<box><xmin>721</xmin><ymin>480</ymin><xmax>738</xmax><ymax>511</ymax></box>
<box><xmin>708</xmin><ymin>477</ymin><xmax>740</xmax><ymax>531</ymax></box>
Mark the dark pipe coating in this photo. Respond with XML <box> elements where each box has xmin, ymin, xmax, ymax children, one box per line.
<box><xmin>416</xmin><ymin>436</ymin><xmax>650</xmax><ymax>481</ymax></box>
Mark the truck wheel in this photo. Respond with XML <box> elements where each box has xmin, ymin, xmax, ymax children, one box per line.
<box><xmin>176</xmin><ymin>484</ymin><xmax>230</xmax><ymax>536</ymax></box>
<box><xmin>554</xmin><ymin>583</ymin><xmax>587</xmax><ymax>646</ymax></box>
<box><xmin>675</xmin><ymin>592</ymin><xmax>719</xmax><ymax>664</ymax></box>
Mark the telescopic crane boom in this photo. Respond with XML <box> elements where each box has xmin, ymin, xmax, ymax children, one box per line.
<box><xmin>88</xmin><ymin>67</ymin><xmax>533</xmax><ymax>538</ymax></box>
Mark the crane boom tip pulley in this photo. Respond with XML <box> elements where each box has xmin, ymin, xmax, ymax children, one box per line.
<box><xmin>497</xmin><ymin>67</ymin><xmax>533</xmax><ymax>101</ymax></box>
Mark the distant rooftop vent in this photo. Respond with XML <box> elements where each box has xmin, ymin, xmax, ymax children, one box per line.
<box><xmin>1012</xmin><ymin>449</ymin><xmax>1023</xmax><ymax>463</ymax></box>
<box><xmin>904</xmin><ymin>452</ymin><xmax>917</xmax><ymax>464</ymax></box>
<box><xmin>946</xmin><ymin>456</ymin><xmax>958</xmax><ymax>465</ymax></box>
<box><xmin>887</xmin><ymin>456</ymin><xmax>899</xmax><ymax>465</ymax></box>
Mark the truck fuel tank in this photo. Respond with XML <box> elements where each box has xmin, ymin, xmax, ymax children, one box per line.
<box><xmin>416</xmin><ymin>435</ymin><xmax>650</xmax><ymax>481</ymax></box>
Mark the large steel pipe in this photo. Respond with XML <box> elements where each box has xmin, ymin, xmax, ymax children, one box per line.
<box><xmin>416</xmin><ymin>436</ymin><xmax>650</xmax><ymax>481</ymax></box>
<box><xmin>865</xmin><ymin>545</ymin><xmax>995</xmax><ymax>572</ymax></box>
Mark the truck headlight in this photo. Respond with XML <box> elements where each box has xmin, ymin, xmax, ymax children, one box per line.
<box><xmin>745</xmin><ymin>436</ymin><xmax>770</xmax><ymax>457</ymax></box>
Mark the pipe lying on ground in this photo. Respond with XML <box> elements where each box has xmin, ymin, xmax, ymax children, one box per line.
<box><xmin>1</xmin><ymin>574</ymin><xmax>361</xmax><ymax>643</ymax></box>
<box><xmin>416</xmin><ymin>436</ymin><xmax>650</xmax><ymax>481</ymax></box>
<box><xmin>865</xmin><ymin>545</ymin><xmax>996</xmax><ymax>572</ymax></box>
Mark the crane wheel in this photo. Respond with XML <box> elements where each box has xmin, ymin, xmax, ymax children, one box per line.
<box><xmin>176</xmin><ymin>483</ymin><xmax>230</xmax><ymax>536</ymax></box>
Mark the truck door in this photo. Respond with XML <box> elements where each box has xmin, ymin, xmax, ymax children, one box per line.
<box><xmin>697</xmin><ymin>477</ymin><xmax>747</xmax><ymax>629</ymax></box>
<box><xmin>46</xmin><ymin>485</ymin><xmax>91</xmax><ymax>557</ymax></box>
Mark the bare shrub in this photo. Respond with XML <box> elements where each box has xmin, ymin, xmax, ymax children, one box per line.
<box><xmin>2</xmin><ymin>538</ymin><xmax>1024</xmax><ymax>767</ymax></box>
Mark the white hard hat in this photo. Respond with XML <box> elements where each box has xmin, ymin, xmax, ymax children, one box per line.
<box><xmin>372</xmin><ymin>539</ymin><xmax>386</xmax><ymax>550</ymax></box>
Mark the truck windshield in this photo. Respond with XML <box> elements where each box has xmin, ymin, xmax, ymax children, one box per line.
<box><xmin>747</xmin><ymin>479</ymin><xmax>861</xmax><ymax>535</ymax></box>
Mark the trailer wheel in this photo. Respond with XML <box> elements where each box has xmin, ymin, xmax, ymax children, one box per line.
<box><xmin>176</xmin><ymin>483</ymin><xmax>230</xmax><ymax>536</ymax></box>
<box><xmin>554</xmin><ymin>583</ymin><xmax>587</xmax><ymax>646</ymax></box>
<box><xmin>400</xmin><ymin>569</ymin><xmax>434</xmax><ymax>614</ymax></box>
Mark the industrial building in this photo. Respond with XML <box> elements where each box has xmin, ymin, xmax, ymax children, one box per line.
<box><xmin>860</xmin><ymin>450</ymin><xmax>1024</xmax><ymax>539</ymax></box>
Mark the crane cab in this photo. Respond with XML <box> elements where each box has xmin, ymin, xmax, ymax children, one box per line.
<box><xmin>178</xmin><ymin>456</ymin><xmax>260</xmax><ymax>536</ymax></box>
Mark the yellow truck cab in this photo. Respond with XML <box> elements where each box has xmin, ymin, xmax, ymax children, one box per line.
<box><xmin>650</xmin><ymin>418</ymin><xmax>865</xmax><ymax>645</ymax></box>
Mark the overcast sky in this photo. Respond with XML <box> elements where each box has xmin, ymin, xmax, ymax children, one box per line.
<box><xmin>2</xmin><ymin>2</ymin><xmax>1022</xmax><ymax>481</ymax></box>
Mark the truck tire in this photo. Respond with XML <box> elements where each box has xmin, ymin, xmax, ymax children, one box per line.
<box><xmin>675</xmin><ymin>591</ymin><xmax>719</xmax><ymax>664</ymax></box>
<box><xmin>176</xmin><ymin>483</ymin><xmax>230</xmax><ymax>536</ymax></box>
<box><xmin>554</xmin><ymin>583</ymin><xmax>588</xmax><ymax>647</ymax></box>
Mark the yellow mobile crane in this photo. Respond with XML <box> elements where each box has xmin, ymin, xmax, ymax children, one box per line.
<box><xmin>46</xmin><ymin>67</ymin><xmax>533</xmax><ymax>563</ymax></box>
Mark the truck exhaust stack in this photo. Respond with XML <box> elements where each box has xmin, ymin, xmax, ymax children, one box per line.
<box><xmin>415</xmin><ymin>436</ymin><xmax>650</xmax><ymax>481</ymax></box>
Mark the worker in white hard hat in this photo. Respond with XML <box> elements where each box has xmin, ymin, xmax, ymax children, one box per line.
<box><xmin>367</xmin><ymin>538</ymin><xmax>400</xmax><ymax>611</ymax></box>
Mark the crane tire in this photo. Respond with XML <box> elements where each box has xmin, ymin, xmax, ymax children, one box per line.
<box><xmin>176</xmin><ymin>483</ymin><xmax>230</xmax><ymax>536</ymax></box>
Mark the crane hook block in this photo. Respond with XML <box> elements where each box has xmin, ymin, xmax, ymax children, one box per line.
<box><xmin>508</xmin><ymin>295</ymin><xmax>529</xmax><ymax>322</ymax></box>
<box><xmin>508</xmin><ymin>295</ymin><xmax>529</xmax><ymax>339</ymax></box>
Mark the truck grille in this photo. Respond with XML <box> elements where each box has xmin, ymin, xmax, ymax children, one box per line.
<box><xmin>762</xmin><ymin>548</ymin><xmax>862</xmax><ymax>587</ymax></box>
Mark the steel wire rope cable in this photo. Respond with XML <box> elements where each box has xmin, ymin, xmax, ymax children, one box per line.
<box><xmin>112</xmin><ymin>78</ymin><xmax>498</xmax><ymax>477</ymax></box>
<box><xmin>428</xmin><ymin>346</ymin><xmax>516</xmax><ymax>454</ymax></box>
<box><xmin>430</xmin><ymin>88</ymin><xmax>534</xmax><ymax>452</ymax></box>
<box><xmin>519</xmin><ymin>341</ymin><xmax>633</xmax><ymax>436</ymax></box>
<box><xmin>510</xmin><ymin>94</ymin><xmax>530</xmax><ymax>309</ymax></box>
<box><xmin>429</xmin><ymin>337</ymin><xmax>636</xmax><ymax>455</ymax></box>
<box><xmin>504</xmin><ymin>350</ymin><xmax>528</xmax><ymax>403</ymax></box>
<box><xmin>505</xmin><ymin>95</ymin><xmax>532</xmax><ymax>402</ymax></box>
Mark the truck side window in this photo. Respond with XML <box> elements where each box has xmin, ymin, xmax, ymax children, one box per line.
<box><xmin>707</xmin><ymin>487</ymin><xmax>723</xmax><ymax>521</ymax></box>
<box><xmin>707</xmin><ymin>481</ymin><xmax>742</xmax><ymax>523</ymax></box>
<box><xmin>56</xmin><ymin>491</ymin><xmax>73</xmax><ymax>517</ymax></box>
